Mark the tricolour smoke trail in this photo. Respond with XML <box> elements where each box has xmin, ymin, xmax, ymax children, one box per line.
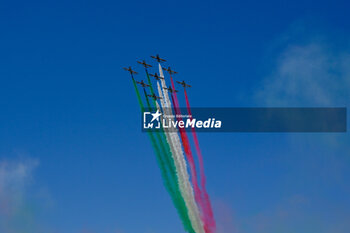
<box><xmin>157</xmin><ymin>69</ymin><xmax>204</xmax><ymax>233</ymax></box>
<box><xmin>157</xmin><ymin>83</ymin><xmax>199</xmax><ymax>231</ymax></box>
<box><xmin>142</xmin><ymin>88</ymin><xmax>195</xmax><ymax>233</ymax></box>
<box><xmin>184</xmin><ymin>88</ymin><xmax>216</xmax><ymax>232</ymax></box>
<box><xmin>144</xmin><ymin>67</ymin><xmax>205</xmax><ymax>233</ymax></box>
<box><xmin>169</xmin><ymin>78</ymin><xmax>212</xmax><ymax>233</ymax></box>
<box><xmin>131</xmin><ymin>77</ymin><xmax>195</xmax><ymax>232</ymax></box>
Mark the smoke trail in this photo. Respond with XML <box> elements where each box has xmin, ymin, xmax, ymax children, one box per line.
<box><xmin>131</xmin><ymin>77</ymin><xmax>195</xmax><ymax>232</ymax></box>
<box><xmin>184</xmin><ymin>88</ymin><xmax>216</xmax><ymax>232</ymax></box>
<box><xmin>170</xmin><ymin>79</ymin><xmax>212</xmax><ymax>233</ymax></box>
<box><xmin>170</xmin><ymin>93</ymin><xmax>203</xmax><ymax>212</ymax></box>
<box><xmin>144</xmin><ymin>68</ymin><xmax>184</xmax><ymax>193</ymax></box>
<box><xmin>142</xmin><ymin>88</ymin><xmax>195</xmax><ymax>233</ymax></box>
<box><xmin>157</xmin><ymin>71</ymin><xmax>204</xmax><ymax>233</ymax></box>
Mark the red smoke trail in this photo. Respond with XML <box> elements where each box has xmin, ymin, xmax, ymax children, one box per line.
<box><xmin>184</xmin><ymin>88</ymin><xmax>216</xmax><ymax>232</ymax></box>
<box><xmin>170</xmin><ymin>77</ymin><xmax>212</xmax><ymax>233</ymax></box>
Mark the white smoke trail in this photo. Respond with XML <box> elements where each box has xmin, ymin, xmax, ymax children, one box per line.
<box><xmin>157</xmin><ymin>65</ymin><xmax>204</xmax><ymax>233</ymax></box>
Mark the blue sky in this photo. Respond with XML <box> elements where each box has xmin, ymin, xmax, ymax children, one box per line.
<box><xmin>0</xmin><ymin>0</ymin><xmax>349</xmax><ymax>232</ymax></box>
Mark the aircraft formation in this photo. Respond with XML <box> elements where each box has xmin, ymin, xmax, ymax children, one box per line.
<box><xmin>123</xmin><ymin>54</ymin><xmax>191</xmax><ymax>100</ymax></box>
<box><xmin>125</xmin><ymin>55</ymin><xmax>216</xmax><ymax>233</ymax></box>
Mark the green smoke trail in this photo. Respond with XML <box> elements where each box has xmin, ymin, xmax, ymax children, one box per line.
<box><xmin>145</xmin><ymin>71</ymin><xmax>180</xmax><ymax>182</ymax></box>
<box><xmin>131</xmin><ymin>77</ymin><xmax>195</xmax><ymax>233</ymax></box>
